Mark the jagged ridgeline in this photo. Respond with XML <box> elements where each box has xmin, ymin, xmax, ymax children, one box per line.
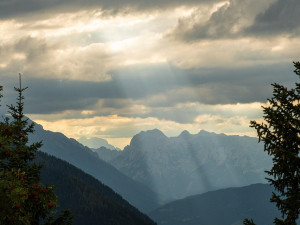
<box><xmin>110</xmin><ymin>129</ymin><xmax>272</xmax><ymax>201</ymax></box>
<box><xmin>35</xmin><ymin>151</ymin><xmax>157</xmax><ymax>225</ymax></box>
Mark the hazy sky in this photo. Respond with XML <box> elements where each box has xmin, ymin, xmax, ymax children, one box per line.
<box><xmin>0</xmin><ymin>0</ymin><xmax>299</xmax><ymax>148</ymax></box>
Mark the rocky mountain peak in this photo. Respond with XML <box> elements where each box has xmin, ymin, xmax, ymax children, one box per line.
<box><xmin>178</xmin><ymin>130</ymin><xmax>191</xmax><ymax>138</ymax></box>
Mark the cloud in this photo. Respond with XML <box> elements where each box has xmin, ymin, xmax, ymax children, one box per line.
<box><xmin>2</xmin><ymin>11</ymin><xmax>297</xmax><ymax>88</ymax></box>
<box><xmin>168</xmin><ymin>0</ymin><xmax>300</xmax><ymax>41</ymax></box>
<box><xmin>0</xmin><ymin>36</ymin><xmax>114</xmax><ymax>82</ymax></box>
<box><xmin>0</xmin><ymin>0</ymin><xmax>219</xmax><ymax>20</ymax></box>
<box><xmin>246</xmin><ymin>0</ymin><xmax>300</xmax><ymax>36</ymax></box>
<box><xmin>1</xmin><ymin>61</ymin><xmax>295</xmax><ymax>119</ymax></box>
<box><xmin>168</xmin><ymin>0</ymin><xmax>274</xmax><ymax>41</ymax></box>
<box><xmin>0</xmin><ymin>0</ymin><xmax>298</xmax><ymax>150</ymax></box>
<box><xmin>128</xmin><ymin>101</ymin><xmax>264</xmax><ymax>124</ymax></box>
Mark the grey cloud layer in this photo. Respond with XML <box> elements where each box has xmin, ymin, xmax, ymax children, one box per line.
<box><xmin>0</xmin><ymin>0</ymin><xmax>218</xmax><ymax>19</ymax></box>
<box><xmin>247</xmin><ymin>0</ymin><xmax>300</xmax><ymax>36</ymax></box>
<box><xmin>1</xmin><ymin>62</ymin><xmax>296</xmax><ymax>119</ymax></box>
<box><xmin>171</xmin><ymin>0</ymin><xmax>300</xmax><ymax>41</ymax></box>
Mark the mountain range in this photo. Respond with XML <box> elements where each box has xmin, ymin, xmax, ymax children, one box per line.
<box><xmin>77</xmin><ymin>136</ymin><xmax>120</xmax><ymax>151</ymax></box>
<box><xmin>109</xmin><ymin>129</ymin><xmax>272</xmax><ymax>201</ymax></box>
<box><xmin>36</xmin><ymin>150</ymin><xmax>284</xmax><ymax>225</ymax></box>
<box><xmin>27</xmin><ymin>121</ymin><xmax>281</xmax><ymax>224</ymax></box>
<box><xmin>29</xmin><ymin>123</ymin><xmax>161</xmax><ymax>212</ymax></box>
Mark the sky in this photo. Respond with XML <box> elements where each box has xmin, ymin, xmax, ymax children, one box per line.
<box><xmin>0</xmin><ymin>0</ymin><xmax>299</xmax><ymax>148</ymax></box>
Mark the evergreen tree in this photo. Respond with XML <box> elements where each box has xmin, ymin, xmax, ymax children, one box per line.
<box><xmin>244</xmin><ymin>62</ymin><xmax>300</xmax><ymax>225</ymax></box>
<box><xmin>0</xmin><ymin>75</ymin><xmax>72</xmax><ymax>225</ymax></box>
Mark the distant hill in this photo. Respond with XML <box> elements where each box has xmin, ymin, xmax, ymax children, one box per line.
<box><xmin>110</xmin><ymin>129</ymin><xmax>272</xmax><ymax>201</ymax></box>
<box><xmin>29</xmin><ymin>123</ymin><xmax>161</xmax><ymax>212</ymax></box>
<box><xmin>149</xmin><ymin>183</ymin><xmax>280</xmax><ymax>225</ymax></box>
<box><xmin>35</xmin><ymin>151</ymin><xmax>157</xmax><ymax>225</ymax></box>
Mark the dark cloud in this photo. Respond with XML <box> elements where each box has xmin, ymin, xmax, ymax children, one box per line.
<box><xmin>0</xmin><ymin>62</ymin><xmax>296</xmax><ymax>117</ymax></box>
<box><xmin>169</xmin><ymin>0</ymin><xmax>260</xmax><ymax>41</ymax></box>
<box><xmin>170</xmin><ymin>2</ymin><xmax>240</xmax><ymax>41</ymax></box>
<box><xmin>0</xmin><ymin>0</ymin><xmax>218</xmax><ymax>20</ymax></box>
<box><xmin>170</xmin><ymin>0</ymin><xmax>300</xmax><ymax>42</ymax></box>
<box><xmin>246</xmin><ymin>0</ymin><xmax>300</xmax><ymax>36</ymax></box>
<box><xmin>134</xmin><ymin>106</ymin><xmax>200</xmax><ymax>124</ymax></box>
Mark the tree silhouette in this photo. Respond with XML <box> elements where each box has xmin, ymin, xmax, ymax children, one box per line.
<box><xmin>0</xmin><ymin>74</ymin><xmax>72</xmax><ymax>225</ymax></box>
<box><xmin>244</xmin><ymin>62</ymin><xmax>300</xmax><ymax>224</ymax></box>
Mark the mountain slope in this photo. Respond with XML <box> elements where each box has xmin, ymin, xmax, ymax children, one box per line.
<box><xmin>110</xmin><ymin>129</ymin><xmax>272</xmax><ymax>201</ymax></box>
<box><xmin>77</xmin><ymin>136</ymin><xmax>120</xmax><ymax>150</ymax></box>
<box><xmin>29</xmin><ymin>123</ymin><xmax>160</xmax><ymax>212</ymax></box>
<box><xmin>35</xmin><ymin>151</ymin><xmax>157</xmax><ymax>225</ymax></box>
<box><xmin>149</xmin><ymin>183</ymin><xmax>280</xmax><ymax>225</ymax></box>
<box><xmin>92</xmin><ymin>146</ymin><xmax>122</xmax><ymax>162</ymax></box>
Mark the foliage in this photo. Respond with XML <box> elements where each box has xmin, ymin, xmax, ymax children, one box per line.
<box><xmin>243</xmin><ymin>219</ymin><xmax>255</xmax><ymax>225</ymax></box>
<box><xmin>0</xmin><ymin>76</ymin><xmax>72</xmax><ymax>225</ymax></box>
<box><xmin>244</xmin><ymin>62</ymin><xmax>300</xmax><ymax>224</ymax></box>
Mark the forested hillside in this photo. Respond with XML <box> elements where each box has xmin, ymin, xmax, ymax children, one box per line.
<box><xmin>150</xmin><ymin>184</ymin><xmax>279</xmax><ymax>225</ymax></box>
<box><xmin>35</xmin><ymin>151</ymin><xmax>157</xmax><ymax>225</ymax></box>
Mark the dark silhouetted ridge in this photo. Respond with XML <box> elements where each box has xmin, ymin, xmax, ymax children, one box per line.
<box><xmin>36</xmin><ymin>151</ymin><xmax>157</xmax><ymax>225</ymax></box>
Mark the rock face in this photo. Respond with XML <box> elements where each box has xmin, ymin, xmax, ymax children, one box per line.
<box><xmin>110</xmin><ymin>129</ymin><xmax>272</xmax><ymax>201</ymax></box>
